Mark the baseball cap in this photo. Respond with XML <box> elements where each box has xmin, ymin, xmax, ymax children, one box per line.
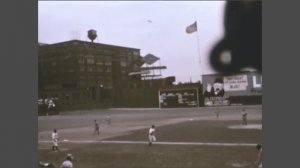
<box><xmin>67</xmin><ymin>153</ymin><xmax>74</xmax><ymax>160</ymax></box>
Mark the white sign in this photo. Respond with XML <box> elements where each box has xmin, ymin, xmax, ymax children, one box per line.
<box><xmin>253</xmin><ymin>76</ymin><xmax>262</xmax><ymax>88</ymax></box>
<box><xmin>224</xmin><ymin>75</ymin><xmax>248</xmax><ymax>91</ymax></box>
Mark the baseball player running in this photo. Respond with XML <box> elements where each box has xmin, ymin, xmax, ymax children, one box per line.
<box><xmin>148</xmin><ymin>125</ymin><xmax>156</xmax><ymax>146</ymax></box>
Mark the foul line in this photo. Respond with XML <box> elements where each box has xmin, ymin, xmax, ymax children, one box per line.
<box><xmin>39</xmin><ymin>140</ymin><xmax>256</xmax><ymax>147</ymax></box>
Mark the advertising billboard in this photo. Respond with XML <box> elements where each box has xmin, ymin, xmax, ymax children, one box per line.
<box><xmin>203</xmin><ymin>77</ymin><xmax>230</xmax><ymax>106</ymax></box>
<box><xmin>202</xmin><ymin>71</ymin><xmax>262</xmax><ymax>106</ymax></box>
<box><xmin>223</xmin><ymin>75</ymin><xmax>248</xmax><ymax>91</ymax></box>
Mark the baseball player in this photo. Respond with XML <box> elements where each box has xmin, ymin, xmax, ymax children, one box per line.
<box><xmin>51</xmin><ymin>129</ymin><xmax>59</xmax><ymax>151</ymax></box>
<box><xmin>148</xmin><ymin>125</ymin><xmax>156</xmax><ymax>146</ymax></box>
<box><xmin>60</xmin><ymin>153</ymin><xmax>74</xmax><ymax>168</ymax></box>
<box><xmin>215</xmin><ymin>110</ymin><xmax>220</xmax><ymax>119</ymax></box>
<box><xmin>241</xmin><ymin>108</ymin><xmax>248</xmax><ymax>125</ymax></box>
<box><xmin>94</xmin><ymin>120</ymin><xmax>100</xmax><ymax>135</ymax></box>
<box><xmin>106</xmin><ymin>115</ymin><xmax>112</xmax><ymax>125</ymax></box>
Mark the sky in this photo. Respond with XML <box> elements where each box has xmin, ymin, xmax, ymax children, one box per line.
<box><xmin>38</xmin><ymin>1</ymin><xmax>226</xmax><ymax>83</ymax></box>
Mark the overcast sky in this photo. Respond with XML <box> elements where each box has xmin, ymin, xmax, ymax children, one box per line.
<box><xmin>38</xmin><ymin>1</ymin><xmax>226</xmax><ymax>83</ymax></box>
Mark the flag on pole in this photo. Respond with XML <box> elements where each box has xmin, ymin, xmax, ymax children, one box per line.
<box><xmin>186</xmin><ymin>21</ymin><xmax>197</xmax><ymax>34</ymax></box>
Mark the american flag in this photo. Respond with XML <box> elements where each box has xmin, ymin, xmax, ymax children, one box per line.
<box><xmin>186</xmin><ymin>21</ymin><xmax>197</xmax><ymax>34</ymax></box>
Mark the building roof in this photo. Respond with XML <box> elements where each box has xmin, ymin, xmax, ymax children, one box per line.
<box><xmin>38</xmin><ymin>42</ymin><xmax>48</xmax><ymax>46</ymax></box>
<box><xmin>39</xmin><ymin>40</ymin><xmax>140</xmax><ymax>50</ymax></box>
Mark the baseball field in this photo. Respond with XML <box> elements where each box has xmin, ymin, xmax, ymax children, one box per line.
<box><xmin>38</xmin><ymin>105</ymin><xmax>262</xmax><ymax>168</ymax></box>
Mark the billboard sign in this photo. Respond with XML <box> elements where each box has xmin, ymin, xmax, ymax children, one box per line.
<box><xmin>224</xmin><ymin>75</ymin><xmax>248</xmax><ymax>91</ymax></box>
<box><xmin>203</xmin><ymin>77</ymin><xmax>230</xmax><ymax>106</ymax></box>
<box><xmin>143</xmin><ymin>54</ymin><xmax>159</xmax><ymax>65</ymax></box>
<box><xmin>202</xmin><ymin>72</ymin><xmax>262</xmax><ymax>106</ymax></box>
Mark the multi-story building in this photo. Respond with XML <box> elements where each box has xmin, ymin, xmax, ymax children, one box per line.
<box><xmin>39</xmin><ymin>40</ymin><xmax>144</xmax><ymax>109</ymax></box>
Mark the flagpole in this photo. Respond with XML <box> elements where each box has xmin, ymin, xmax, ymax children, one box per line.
<box><xmin>195</xmin><ymin>21</ymin><xmax>202</xmax><ymax>83</ymax></box>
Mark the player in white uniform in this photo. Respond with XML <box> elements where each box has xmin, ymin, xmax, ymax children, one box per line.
<box><xmin>106</xmin><ymin>115</ymin><xmax>112</xmax><ymax>125</ymax></box>
<box><xmin>60</xmin><ymin>153</ymin><xmax>74</xmax><ymax>168</ymax></box>
<box><xmin>51</xmin><ymin>129</ymin><xmax>59</xmax><ymax>151</ymax></box>
<box><xmin>148</xmin><ymin>125</ymin><xmax>156</xmax><ymax>146</ymax></box>
<box><xmin>94</xmin><ymin>120</ymin><xmax>100</xmax><ymax>135</ymax></box>
<box><xmin>215</xmin><ymin>109</ymin><xmax>220</xmax><ymax>119</ymax></box>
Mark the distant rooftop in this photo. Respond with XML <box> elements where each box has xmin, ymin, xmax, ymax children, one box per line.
<box><xmin>39</xmin><ymin>40</ymin><xmax>140</xmax><ymax>50</ymax></box>
<box><xmin>38</xmin><ymin>42</ymin><xmax>48</xmax><ymax>46</ymax></box>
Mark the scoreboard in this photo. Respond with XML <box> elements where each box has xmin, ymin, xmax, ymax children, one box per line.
<box><xmin>159</xmin><ymin>88</ymin><xmax>199</xmax><ymax>108</ymax></box>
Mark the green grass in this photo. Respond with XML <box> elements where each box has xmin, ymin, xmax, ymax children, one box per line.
<box><xmin>38</xmin><ymin>120</ymin><xmax>261</xmax><ymax>168</ymax></box>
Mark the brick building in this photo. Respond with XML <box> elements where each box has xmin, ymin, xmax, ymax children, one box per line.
<box><xmin>38</xmin><ymin>40</ymin><xmax>144</xmax><ymax>109</ymax></box>
<box><xmin>39</xmin><ymin>40</ymin><xmax>175</xmax><ymax>110</ymax></box>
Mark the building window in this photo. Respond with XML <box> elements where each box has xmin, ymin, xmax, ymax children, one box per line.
<box><xmin>96</xmin><ymin>67</ymin><xmax>103</xmax><ymax>72</ymax></box>
<box><xmin>87</xmin><ymin>58</ymin><xmax>94</xmax><ymax>64</ymax></box>
<box><xmin>128</xmin><ymin>56</ymin><xmax>132</xmax><ymax>61</ymax></box>
<box><xmin>78</xmin><ymin>58</ymin><xmax>85</xmax><ymax>64</ymax></box>
<box><xmin>104</xmin><ymin>55</ymin><xmax>111</xmax><ymax>60</ymax></box>
<box><xmin>68</xmin><ymin>68</ymin><xmax>75</xmax><ymax>72</ymax></box>
<box><xmin>96</xmin><ymin>60</ymin><xmax>103</xmax><ymax>65</ymax></box>
<box><xmin>79</xmin><ymin>76</ymin><xmax>85</xmax><ymax>80</ymax></box>
<box><xmin>120</xmin><ymin>54</ymin><xmax>127</xmax><ymax>58</ymax></box>
<box><xmin>120</xmin><ymin>61</ymin><xmax>127</xmax><ymax>67</ymax></box>
<box><xmin>107</xmin><ymin>81</ymin><xmax>113</xmax><ymax>87</ymax></box>
<box><xmin>105</xmin><ymin>61</ymin><xmax>112</xmax><ymax>66</ymax></box>
<box><xmin>106</xmin><ymin>67</ymin><xmax>112</xmax><ymax>73</ymax></box>
<box><xmin>88</xmin><ymin>67</ymin><xmax>94</xmax><ymax>72</ymax></box>
<box><xmin>103</xmin><ymin>49</ymin><xmax>112</xmax><ymax>54</ymax></box>
<box><xmin>51</xmin><ymin>61</ymin><xmax>56</xmax><ymax>66</ymax></box>
<box><xmin>78</xmin><ymin>81</ymin><xmax>86</xmax><ymax>87</ymax></box>
<box><xmin>80</xmin><ymin>67</ymin><xmax>85</xmax><ymax>72</ymax></box>
<box><xmin>133</xmin><ymin>51</ymin><xmax>139</xmax><ymax>56</ymax></box>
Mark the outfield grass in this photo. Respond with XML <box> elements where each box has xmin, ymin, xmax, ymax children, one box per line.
<box><xmin>108</xmin><ymin>120</ymin><xmax>261</xmax><ymax>143</ymax></box>
<box><xmin>38</xmin><ymin>119</ymin><xmax>261</xmax><ymax>168</ymax></box>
